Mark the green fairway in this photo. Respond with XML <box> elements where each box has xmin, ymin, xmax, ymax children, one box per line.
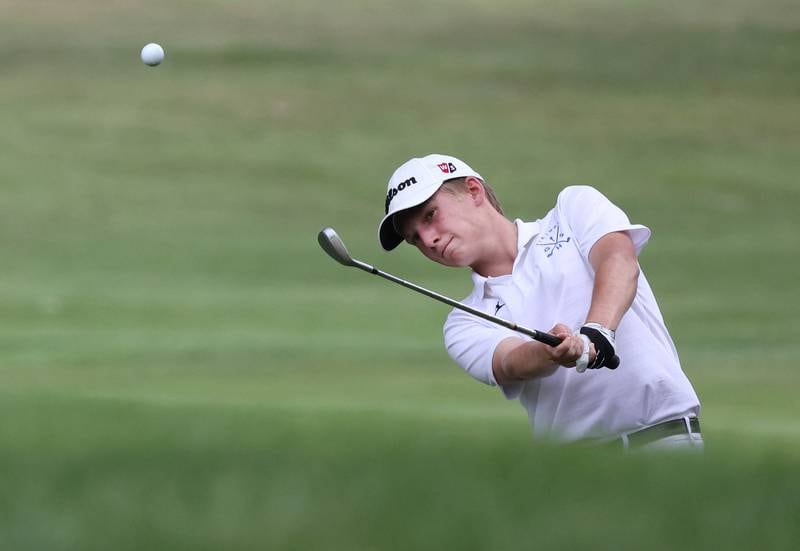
<box><xmin>1</xmin><ymin>1</ymin><xmax>799</xmax><ymax>549</ymax></box>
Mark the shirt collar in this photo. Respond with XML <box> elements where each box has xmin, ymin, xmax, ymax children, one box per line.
<box><xmin>514</xmin><ymin>218</ymin><xmax>540</xmax><ymax>250</ymax></box>
<box><xmin>470</xmin><ymin>219</ymin><xmax>541</xmax><ymax>296</ymax></box>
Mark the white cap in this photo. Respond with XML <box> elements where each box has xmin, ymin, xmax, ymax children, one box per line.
<box><xmin>378</xmin><ymin>154</ymin><xmax>483</xmax><ymax>250</ymax></box>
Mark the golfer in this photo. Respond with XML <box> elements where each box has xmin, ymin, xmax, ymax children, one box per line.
<box><xmin>378</xmin><ymin>154</ymin><xmax>702</xmax><ymax>449</ymax></box>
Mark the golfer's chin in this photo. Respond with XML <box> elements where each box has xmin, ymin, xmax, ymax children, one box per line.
<box><xmin>437</xmin><ymin>249</ymin><xmax>470</xmax><ymax>268</ymax></box>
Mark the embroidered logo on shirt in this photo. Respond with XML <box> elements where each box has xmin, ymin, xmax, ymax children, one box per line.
<box><xmin>494</xmin><ymin>301</ymin><xmax>505</xmax><ymax>315</ymax></box>
<box><xmin>537</xmin><ymin>223</ymin><xmax>571</xmax><ymax>258</ymax></box>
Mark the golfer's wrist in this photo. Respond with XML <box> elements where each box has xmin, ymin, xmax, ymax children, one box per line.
<box><xmin>584</xmin><ymin>321</ymin><xmax>616</xmax><ymax>335</ymax></box>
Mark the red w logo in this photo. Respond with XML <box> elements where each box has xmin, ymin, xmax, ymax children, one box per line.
<box><xmin>437</xmin><ymin>162</ymin><xmax>457</xmax><ymax>174</ymax></box>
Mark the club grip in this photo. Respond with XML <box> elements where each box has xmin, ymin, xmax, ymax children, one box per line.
<box><xmin>536</xmin><ymin>331</ymin><xmax>563</xmax><ymax>347</ymax></box>
<box><xmin>537</xmin><ymin>332</ymin><xmax>621</xmax><ymax>370</ymax></box>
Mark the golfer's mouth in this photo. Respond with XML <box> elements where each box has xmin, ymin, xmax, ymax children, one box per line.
<box><xmin>441</xmin><ymin>236</ymin><xmax>454</xmax><ymax>259</ymax></box>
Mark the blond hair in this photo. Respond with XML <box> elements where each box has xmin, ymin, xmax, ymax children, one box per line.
<box><xmin>440</xmin><ymin>177</ymin><xmax>504</xmax><ymax>215</ymax></box>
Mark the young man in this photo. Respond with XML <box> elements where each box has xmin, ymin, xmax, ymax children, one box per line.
<box><xmin>378</xmin><ymin>154</ymin><xmax>702</xmax><ymax>449</ymax></box>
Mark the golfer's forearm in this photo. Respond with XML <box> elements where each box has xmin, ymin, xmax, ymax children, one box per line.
<box><xmin>586</xmin><ymin>253</ymin><xmax>639</xmax><ymax>330</ymax></box>
<box><xmin>493</xmin><ymin>340</ymin><xmax>558</xmax><ymax>384</ymax></box>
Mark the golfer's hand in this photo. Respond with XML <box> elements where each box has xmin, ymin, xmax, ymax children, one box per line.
<box><xmin>547</xmin><ymin>324</ymin><xmax>596</xmax><ymax>368</ymax></box>
<box><xmin>579</xmin><ymin>323</ymin><xmax>618</xmax><ymax>370</ymax></box>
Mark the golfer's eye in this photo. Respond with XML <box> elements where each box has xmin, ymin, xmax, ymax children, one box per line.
<box><xmin>425</xmin><ymin>208</ymin><xmax>436</xmax><ymax>222</ymax></box>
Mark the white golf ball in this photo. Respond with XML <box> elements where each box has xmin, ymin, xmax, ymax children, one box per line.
<box><xmin>141</xmin><ymin>43</ymin><xmax>165</xmax><ymax>66</ymax></box>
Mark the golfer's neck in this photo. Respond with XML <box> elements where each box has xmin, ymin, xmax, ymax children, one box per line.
<box><xmin>471</xmin><ymin>217</ymin><xmax>518</xmax><ymax>278</ymax></box>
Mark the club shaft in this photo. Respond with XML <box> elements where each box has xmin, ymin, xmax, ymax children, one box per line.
<box><xmin>351</xmin><ymin>259</ymin><xmax>562</xmax><ymax>347</ymax></box>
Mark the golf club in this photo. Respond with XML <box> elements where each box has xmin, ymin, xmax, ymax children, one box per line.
<box><xmin>321</xmin><ymin>227</ymin><xmax>573</xmax><ymax>340</ymax></box>
<box><xmin>318</xmin><ymin>227</ymin><xmax>620</xmax><ymax>369</ymax></box>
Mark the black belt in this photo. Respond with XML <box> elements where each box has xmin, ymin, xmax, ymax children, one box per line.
<box><xmin>623</xmin><ymin>417</ymin><xmax>701</xmax><ymax>448</ymax></box>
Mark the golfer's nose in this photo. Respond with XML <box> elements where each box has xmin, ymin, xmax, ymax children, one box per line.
<box><xmin>418</xmin><ymin>226</ymin><xmax>440</xmax><ymax>250</ymax></box>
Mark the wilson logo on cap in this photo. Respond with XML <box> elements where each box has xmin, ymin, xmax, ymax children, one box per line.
<box><xmin>437</xmin><ymin>162</ymin><xmax>457</xmax><ymax>174</ymax></box>
<box><xmin>384</xmin><ymin>176</ymin><xmax>418</xmax><ymax>213</ymax></box>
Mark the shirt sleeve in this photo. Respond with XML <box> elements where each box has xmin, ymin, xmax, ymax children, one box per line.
<box><xmin>556</xmin><ymin>185</ymin><xmax>651</xmax><ymax>258</ymax></box>
<box><xmin>443</xmin><ymin>308</ymin><xmax>525</xmax><ymax>399</ymax></box>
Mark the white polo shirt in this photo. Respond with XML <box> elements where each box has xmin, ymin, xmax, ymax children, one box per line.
<box><xmin>444</xmin><ymin>185</ymin><xmax>700</xmax><ymax>442</ymax></box>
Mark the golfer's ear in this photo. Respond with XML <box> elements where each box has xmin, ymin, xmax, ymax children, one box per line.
<box><xmin>465</xmin><ymin>176</ymin><xmax>485</xmax><ymax>205</ymax></box>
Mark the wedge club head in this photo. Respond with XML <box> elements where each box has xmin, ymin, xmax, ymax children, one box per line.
<box><xmin>317</xmin><ymin>227</ymin><xmax>355</xmax><ymax>267</ymax></box>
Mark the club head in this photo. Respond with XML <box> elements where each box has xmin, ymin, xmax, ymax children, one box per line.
<box><xmin>318</xmin><ymin>227</ymin><xmax>355</xmax><ymax>267</ymax></box>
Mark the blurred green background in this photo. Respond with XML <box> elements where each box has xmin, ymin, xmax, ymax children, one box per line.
<box><xmin>1</xmin><ymin>0</ymin><xmax>799</xmax><ymax>549</ymax></box>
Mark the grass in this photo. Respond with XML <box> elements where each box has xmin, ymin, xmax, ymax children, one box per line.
<box><xmin>0</xmin><ymin>0</ymin><xmax>799</xmax><ymax>548</ymax></box>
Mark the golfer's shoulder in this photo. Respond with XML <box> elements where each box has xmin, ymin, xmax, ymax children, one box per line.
<box><xmin>551</xmin><ymin>185</ymin><xmax>615</xmax><ymax>218</ymax></box>
<box><xmin>555</xmin><ymin>184</ymin><xmax>606</xmax><ymax>206</ymax></box>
